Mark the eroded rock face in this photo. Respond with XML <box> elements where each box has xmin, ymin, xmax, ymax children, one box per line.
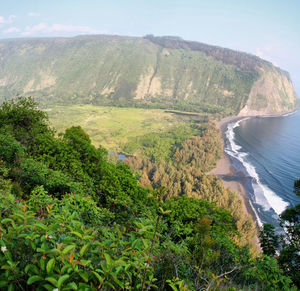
<box><xmin>239</xmin><ymin>66</ymin><xmax>297</xmax><ymax>116</ymax></box>
<box><xmin>0</xmin><ymin>35</ymin><xmax>297</xmax><ymax>115</ymax></box>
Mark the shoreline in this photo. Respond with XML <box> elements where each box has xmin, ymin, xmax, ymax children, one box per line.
<box><xmin>208</xmin><ymin>152</ymin><xmax>258</xmax><ymax>222</ymax></box>
<box><xmin>211</xmin><ymin>109</ymin><xmax>298</xmax><ymax>225</ymax></box>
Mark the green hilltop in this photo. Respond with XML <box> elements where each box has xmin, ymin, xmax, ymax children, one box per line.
<box><xmin>0</xmin><ymin>35</ymin><xmax>297</xmax><ymax>115</ymax></box>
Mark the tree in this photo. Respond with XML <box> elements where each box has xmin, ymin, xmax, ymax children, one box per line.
<box><xmin>278</xmin><ymin>203</ymin><xmax>300</xmax><ymax>287</ymax></box>
<box><xmin>0</xmin><ymin>96</ymin><xmax>51</xmax><ymax>147</ymax></box>
<box><xmin>260</xmin><ymin>179</ymin><xmax>300</xmax><ymax>288</ymax></box>
<box><xmin>259</xmin><ymin>224</ymin><xmax>279</xmax><ymax>256</ymax></box>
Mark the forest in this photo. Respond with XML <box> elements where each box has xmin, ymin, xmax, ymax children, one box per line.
<box><xmin>0</xmin><ymin>97</ymin><xmax>299</xmax><ymax>290</ymax></box>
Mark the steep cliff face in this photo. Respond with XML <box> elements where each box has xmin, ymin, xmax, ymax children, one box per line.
<box><xmin>238</xmin><ymin>66</ymin><xmax>297</xmax><ymax>116</ymax></box>
<box><xmin>0</xmin><ymin>35</ymin><xmax>297</xmax><ymax>115</ymax></box>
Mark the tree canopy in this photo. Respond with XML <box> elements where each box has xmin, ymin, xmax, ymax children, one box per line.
<box><xmin>0</xmin><ymin>97</ymin><xmax>297</xmax><ymax>290</ymax></box>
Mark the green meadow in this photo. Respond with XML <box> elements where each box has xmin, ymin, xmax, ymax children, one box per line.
<box><xmin>47</xmin><ymin>105</ymin><xmax>201</xmax><ymax>151</ymax></box>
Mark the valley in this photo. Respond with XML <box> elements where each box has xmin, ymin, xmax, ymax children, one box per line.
<box><xmin>47</xmin><ymin>104</ymin><xmax>206</xmax><ymax>151</ymax></box>
<box><xmin>0</xmin><ymin>31</ymin><xmax>299</xmax><ymax>289</ymax></box>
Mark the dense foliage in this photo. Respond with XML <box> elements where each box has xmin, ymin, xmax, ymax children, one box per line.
<box><xmin>259</xmin><ymin>181</ymin><xmax>300</xmax><ymax>288</ymax></box>
<box><xmin>124</xmin><ymin>124</ymin><xmax>257</xmax><ymax>252</ymax></box>
<box><xmin>0</xmin><ymin>97</ymin><xmax>296</xmax><ymax>290</ymax></box>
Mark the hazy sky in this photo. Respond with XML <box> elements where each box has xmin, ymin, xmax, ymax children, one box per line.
<box><xmin>1</xmin><ymin>0</ymin><xmax>299</xmax><ymax>94</ymax></box>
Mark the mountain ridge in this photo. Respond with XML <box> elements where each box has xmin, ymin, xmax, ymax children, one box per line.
<box><xmin>0</xmin><ymin>34</ymin><xmax>297</xmax><ymax>115</ymax></box>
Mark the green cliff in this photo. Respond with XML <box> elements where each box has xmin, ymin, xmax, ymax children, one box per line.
<box><xmin>0</xmin><ymin>35</ymin><xmax>297</xmax><ymax>115</ymax></box>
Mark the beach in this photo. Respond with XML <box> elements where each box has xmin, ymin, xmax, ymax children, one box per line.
<box><xmin>209</xmin><ymin>151</ymin><xmax>258</xmax><ymax>223</ymax></box>
<box><xmin>209</xmin><ymin>116</ymin><xmax>259</xmax><ymax>224</ymax></box>
<box><xmin>213</xmin><ymin>109</ymin><xmax>298</xmax><ymax>223</ymax></box>
<box><xmin>208</xmin><ymin>116</ymin><xmax>263</xmax><ymax>251</ymax></box>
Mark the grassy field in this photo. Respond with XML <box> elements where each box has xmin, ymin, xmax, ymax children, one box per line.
<box><xmin>47</xmin><ymin>105</ymin><xmax>201</xmax><ymax>151</ymax></box>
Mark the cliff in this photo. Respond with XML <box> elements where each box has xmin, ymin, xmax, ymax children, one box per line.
<box><xmin>0</xmin><ymin>35</ymin><xmax>297</xmax><ymax>115</ymax></box>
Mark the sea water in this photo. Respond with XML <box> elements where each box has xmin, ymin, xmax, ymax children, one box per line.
<box><xmin>225</xmin><ymin>110</ymin><xmax>300</xmax><ymax>228</ymax></box>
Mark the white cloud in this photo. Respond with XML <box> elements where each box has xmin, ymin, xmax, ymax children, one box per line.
<box><xmin>22</xmin><ymin>22</ymin><xmax>100</xmax><ymax>36</ymax></box>
<box><xmin>8</xmin><ymin>15</ymin><xmax>16</xmax><ymax>23</ymax></box>
<box><xmin>50</xmin><ymin>23</ymin><xmax>99</xmax><ymax>33</ymax></box>
<box><xmin>255</xmin><ymin>47</ymin><xmax>279</xmax><ymax>67</ymax></box>
<box><xmin>255</xmin><ymin>48</ymin><xmax>263</xmax><ymax>58</ymax></box>
<box><xmin>0</xmin><ymin>14</ymin><xmax>16</xmax><ymax>26</ymax></box>
<box><xmin>22</xmin><ymin>23</ymin><xmax>48</xmax><ymax>35</ymax></box>
<box><xmin>28</xmin><ymin>12</ymin><xmax>40</xmax><ymax>17</ymax></box>
<box><xmin>3</xmin><ymin>27</ymin><xmax>21</xmax><ymax>34</ymax></box>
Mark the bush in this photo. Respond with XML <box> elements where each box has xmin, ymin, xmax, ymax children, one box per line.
<box><xmin>0</xmin><ymin>199</ymin><xmax>158</xmax><ymax>290</ymax></box>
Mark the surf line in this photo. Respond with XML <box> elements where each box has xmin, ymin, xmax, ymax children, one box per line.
<box><xmin>224</xmin><ymin>118</ymin><xmax>289</xmax><ymax>227</ymax></box>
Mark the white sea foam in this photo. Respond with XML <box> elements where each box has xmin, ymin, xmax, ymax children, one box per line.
<box><xmin>224</xmin><ymin>118</ymin><xmax>289</xmax><ymax>221</ymax></box>
<box><xmin>260</xmin><ymin>110</ymin><xmax>298</xmax><ymax>118</ymax></box>
<box><xmin>282</xmin><ymin>110</ymin><xmax>297</xmax><ymax>117</ymax></box>
<box><xmin>248</xmin><ymin>199</ymin><xmax>263</xmax><ymax>227</ymax></box>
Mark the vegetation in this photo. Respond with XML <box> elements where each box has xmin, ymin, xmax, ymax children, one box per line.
<box><xmin>124</xmin><ymin>125</ymin><xmax>257</xmax><ymax>253</ymax></box>
<box><xmin>259</xmin><ymin>181</ymin><xmax>300</xmax><ymax>288</ymax></box>
<box><xmin>48</xmin><ymin>101</ymin><xmax>257</xmax><ymax>252</ymax></box>
<box><xmin>0</xmin><ymin>97</ymin><xmax>297</xmax><ymax>290</ymax></box>
<box><xmin>47</xmin><ymin>105</ymin><xmax>205</xmax><ymax>151</ymax></box>
<box><xmin>0</xmin><ymin>35</ymin><xmax>297</xmax><ymax>115</ymax></box>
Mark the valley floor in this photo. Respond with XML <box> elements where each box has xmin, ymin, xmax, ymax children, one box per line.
<box><xmin>47</xmin><ymin>104</ymin><xmax>200</xmax><ymax>151</ymax></box>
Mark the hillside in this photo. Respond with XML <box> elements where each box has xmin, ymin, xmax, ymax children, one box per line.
<box><xmin>0</xmin><ymin>97</ymin><xmax>297</xmax><ymax>290</ymax></box>
<box><xmin>0</xmin><ymin>35</ymin><xmax>297</xmax><ymax>115</ymax></box>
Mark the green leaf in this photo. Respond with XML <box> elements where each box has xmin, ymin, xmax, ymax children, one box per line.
<box><xmin>62</xmin><ymin>244</ymin><xmax>76</xmax><ymax>255</ymax></box>
<box><xmin>104</xmin><ymin>281</ymin><xmax>116</xmax><ymax>290</ymax></box>
<box><xmin>70</xmin><ymin>231</ymin><xmax>83</xmax><ymax>239</ymax></box>
<box><xmin>141</xmin><ymin>238</ymin><xmax>148</xmax><ymax>248</ymax></box>
<box><xmin>0</xmin><ymin>281</ymin><xmax>8</xmax><ymax>287</ymax></box>
<box><xmin>34</xmin><ymin>222</ymin><xmax>47</xmax><ymax>231</ymax></box>
<box><xmin>92</xmin><ymin>271</ymin><xmax>103</xmax><ymax>283</ymax></box>
<box><xmin>27</xmin><ymin>275</ymin><xmax>43</xmax><ymax>285</ymax></box>
<box><xmin>46</xmin><ymin>258</ymin><xmax>55</xmax><ymax>274</ymax></box>
<box><xmin>104</xmin><ymin>253</ymin><xmax>112</xmax><ymax>266</ymax></box>
<box><xmin>78</xmin><ymin>282</ymin><xmax>90</xmax><ymax>288</ymax></box>
<box><xmin>45</xmin><ymin>276</ymin><xmax>58</xmax><ymax>287</ymax></box>
<box><xmin>57</xmin><ymin>274</ymin><xmax>70</xmax><ymax>288</ymax></box>
<box><xmin>166</xmin><ymin>280</ymin><xmax>178</xmax><ymax>291</ymax></box>
<box><xmin>80</xmin><ymin>259</ymin><xmax>91</xmax><ymax>266</ymax></box>
<box><xmin>40</xmin><ymin>257</ymin><xmax>46</xmax><ymax>271</ymax></box>
<box><xmin>79</xmin><ymin>244</ymin><xmax>89</xmax><ymax>256</ymax></box>
<box><xmin>1</xmin><ymin>264</ymin><xmax>10</xmax><ymax>270</ymax></box>
<box><xmin>61</xmin><ymin>264</ymin><xmax>70</xmax><ymax>275</ymax></box>
<box><xmin>1</xmin><ymin>218</ymin><xmax>13</xmax><ymax>224</ymax></box>
<box><xmin>4</xmin><ymin>251</ymin><xmax>13</xmax><ymax>262</ymax></box>
<box><xmin>25</xmin><ymin>264</ymin><xmax>31</xmax><ymax>273</ymax></box>
<box><xmin>49</xmin><ymin>248</ymin><xmax>61</xmax><ymax>255</ymax></box>
<box><xmin>42</xmin><ymin>284</ymin><xmax>56</xmax><ymax>291</ymax></box>
<box><xmin>65</xmin><ymin>282</ymin><xmax>78</xmax><ymax>290</ymax></box>
<box><xmin>31</xmin><ymin>264</ymin><xmax>40</xmax><ymax>275</ymax></box>
<box><xmin>132</xmin><ymin>239</ymin><xmax>139</xmax><ymax>248</ymax></box>
<box><xmin>112</xmin><ymin>275</ymin><xmax>124</xmax><ymax>289</ymax></box>
<box><xmin>78</xmin><ymin>271</ymin><xmax>89</xmax><ymax>282</ymax></box>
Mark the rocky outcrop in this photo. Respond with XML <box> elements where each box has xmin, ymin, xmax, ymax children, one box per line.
<box><xmin>238</xmin><ymin>66</ymin><xmax>297</xmax><ymax>116</ymax></box>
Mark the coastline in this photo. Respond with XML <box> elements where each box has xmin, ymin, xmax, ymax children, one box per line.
<box><xmin>210</xmin><ymin>109</ymin><xmax>298</xmax><ymax>226</ymax></box>
<box><xmin>209</xmin><ymin>116</ymin><xmax>258</xmax><ymax>223</ymax></box>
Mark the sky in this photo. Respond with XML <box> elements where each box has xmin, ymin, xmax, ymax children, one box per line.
<box><xmin>1</xmin><ymin>0</ymin><xmax>300</xmax><ymax>94</ymax></box>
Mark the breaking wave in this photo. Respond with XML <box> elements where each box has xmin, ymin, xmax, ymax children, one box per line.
<box><xmin>225</xmin><ymin>118</ymin><xmax>290</xmax><ymax>226</ymax></box>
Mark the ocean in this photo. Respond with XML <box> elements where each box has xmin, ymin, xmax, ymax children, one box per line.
<box><xmin>225</xmin><ymin>110</ymin><xmax>300</xmax><ymax>228</ymax></box>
